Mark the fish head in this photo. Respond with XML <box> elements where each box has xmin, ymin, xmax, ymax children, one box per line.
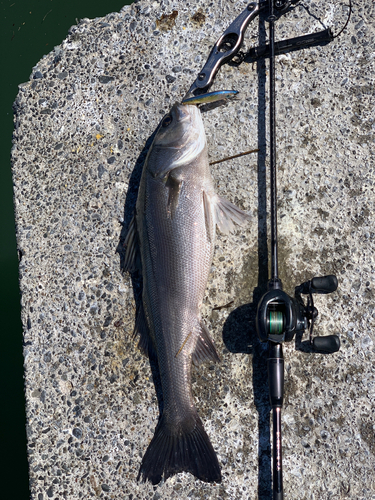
<box><xmin>146</xmin><ymin>103</ymin><xmax>207</xmax><ymax>179</ymax></box>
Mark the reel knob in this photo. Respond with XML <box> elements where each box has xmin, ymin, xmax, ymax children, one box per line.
<box><xmin>296</xmin><ymin>275</ymin><xmax>338</xmax><ymax>295</ymax></box>
<box><xmin>312</xmin><ymin>335</ymin><xmax>340</xmax><ymax>353</ymax></box>
<box><xmin>311</xmin><ymin>275</ymin><xmax>338</xmax><ymax>294</ymax></box>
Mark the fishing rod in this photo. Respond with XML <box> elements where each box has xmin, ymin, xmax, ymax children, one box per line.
<box><xmin>183</xmin><ymin>1</ymin><xmax>351</xmax><ymax>497</ymax></box>
<box><xmin>255</xmin><ymin>1</ymin><xmax>349</xmax><ymax>498</ymax></box>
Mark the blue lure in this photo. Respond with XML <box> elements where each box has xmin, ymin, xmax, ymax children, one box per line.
<box><xmin>181</xmin><ymin>90</ymin><xmax>239</xmax><ymax>106</ymax></box>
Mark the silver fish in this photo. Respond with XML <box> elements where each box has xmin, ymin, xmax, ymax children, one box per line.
<box><xmin>124</xmin><ymin>103</ymin><xmax>250</xmax><ymax>484</ymax></box>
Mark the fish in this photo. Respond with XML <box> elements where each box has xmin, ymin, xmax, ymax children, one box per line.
<box><xmin>123</xmin><ymin>102</ymin><xmax>250</xmax><ymax>484</ymax></box>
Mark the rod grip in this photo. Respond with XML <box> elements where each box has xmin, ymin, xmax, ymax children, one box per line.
<box><xmin>268</xmin><ymin>344</ymin><xmax>284</xmax><ymax>408</ymax></box>
<box><xmin>248</xmin><ymin>28</ymin><xmax>333</xmax><ymax>59</ymax></box>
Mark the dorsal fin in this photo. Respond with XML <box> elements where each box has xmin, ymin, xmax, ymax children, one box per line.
<box><xmin>123</xmin><ymin>213</ymin><xmax>141</xmax><ymax>272</ymax></box>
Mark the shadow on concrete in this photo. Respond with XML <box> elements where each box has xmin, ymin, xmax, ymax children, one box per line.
<box><xmin>116</xmin><ymin>125</ymin><xmax>165</xmax><ymax>417</ymax></box>
<box><xmin>222</xmin><ymin>13</ymin><xmax>274</xmax><ymax>500</ymax></box>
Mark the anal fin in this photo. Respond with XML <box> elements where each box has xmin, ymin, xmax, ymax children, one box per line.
<box><xmin>192</xmin><ymin>320</ymin><xmax>220</xmax><ymax>366</ymax></box>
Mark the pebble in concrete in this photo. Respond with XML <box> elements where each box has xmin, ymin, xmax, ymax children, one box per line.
<box><xmin>12</xmin><ymin>1</ymin><xmax>375</xmax><ymax>498</ymax></box>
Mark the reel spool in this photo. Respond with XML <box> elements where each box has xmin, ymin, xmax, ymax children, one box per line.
<box><xmin>268</xmin><ymin>310</ymin><xmax>284</xmax><ymax>335</ymax></box>
<box><xmin>256</xmin><ymin>289</ymin><xmax>306</xmax><ymax>344</ymax></box>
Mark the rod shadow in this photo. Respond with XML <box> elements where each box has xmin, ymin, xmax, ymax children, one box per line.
<box><xmin>222</xmin><ymin>13</ymin><xmax>273</xmax><ymax>500</ymax></box>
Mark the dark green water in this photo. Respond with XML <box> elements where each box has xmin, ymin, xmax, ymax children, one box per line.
<box><xmin>0</xmin><ymin>1</ymin><xmax>133</xmax><ymax>497</ymax></box>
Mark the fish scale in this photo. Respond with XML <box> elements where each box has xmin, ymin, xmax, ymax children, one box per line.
<box><xmin>142</xmin><ymin>170</ymin><xmax>213</xmax><ymax>405</ymax></box>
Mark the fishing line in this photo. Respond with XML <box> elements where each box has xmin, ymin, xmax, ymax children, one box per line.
<box><xmin>297</xmin><ymin>0</ymin><xmax>352</xmax><ymax>39</ymax></box>
<box><xmin>332</xmin><ymin>0</ymin><xmax>352</xmax><ymax>39</ymax></box>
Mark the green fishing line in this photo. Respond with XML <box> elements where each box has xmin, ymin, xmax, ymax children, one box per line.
<box><xmin>269</xmin><ymin>311</ymin><xmax>284</xmax><ymax>335</ymax></box>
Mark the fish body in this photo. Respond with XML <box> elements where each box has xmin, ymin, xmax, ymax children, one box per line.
<box><xmin>124</xmin><ymin>103</ymin><xmax>249</xmax><ymax>484</ymax></box>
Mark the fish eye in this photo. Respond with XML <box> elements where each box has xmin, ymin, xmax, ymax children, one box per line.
<box><xmin>162</xmin><ymin>115</ymin><xmax>173</xmax><ymax>127</ymax></box>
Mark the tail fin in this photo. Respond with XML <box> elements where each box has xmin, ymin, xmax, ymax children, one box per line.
<box><xmin>137</xmin><ymin>412</ymin><xmax>221</xmax><ymax>485</ymax></box>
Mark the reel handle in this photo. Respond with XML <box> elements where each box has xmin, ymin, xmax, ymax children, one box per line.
<box><xmin>313</xmin><ymin>334</ymin><xmax>340</xmax><ymax>353</ymax></box>
<box><xmin>296</xmin><ymin>275</ymin><xmax>338</xmax><ymax>295</ymax></box>
<box><xmin>311</xmin><ymin>275</ymin><xmax>338</xmax><ymax>294</ymax></box>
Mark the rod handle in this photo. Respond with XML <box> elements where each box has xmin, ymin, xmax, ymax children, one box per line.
<box><xmin>268</xmin><ymin>344</ymin><xmax>284</xmax><ymax>407</ymax></box>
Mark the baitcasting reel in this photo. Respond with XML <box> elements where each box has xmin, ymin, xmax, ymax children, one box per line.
<box><xmin>255</xmin><ymin>275</ymin><xmax>340</xmax><ymax>500</ymax></box>
<box><xmin>256</xmin><ymin>275</ymin><xmax>340</xmax><ymax>353</ymax></box>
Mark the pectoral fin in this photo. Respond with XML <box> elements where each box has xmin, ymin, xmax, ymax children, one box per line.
<box><xmin>215</xmin><ymin>195</ymin><xmax>251</xmax><ymax>234</ymax></box>
<box><xmin>202</xmin><ymin>190</ymin><xmax>214</xmax><ymax>241</ymax></box>
<box><xmin>166</xmin><ymin>172</ymin><xmax>183</xmax><ymax>219</ymax></box>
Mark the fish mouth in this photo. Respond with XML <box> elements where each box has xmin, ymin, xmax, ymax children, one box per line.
<box><xmin>166</xmin><ymin>102</ymin><xmax>202</xmax><ymax>146</ymax></box>
<box><xmin>172</xmin><ymin>102</ymin><xmax>196</xmax><ymax>123</ymax></box>
<box><xmin>151</xmin><ymin>98</ymin><xmax>206</xmax><ymax>156</ymax></box>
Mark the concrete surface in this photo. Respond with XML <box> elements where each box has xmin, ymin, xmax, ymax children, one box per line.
<box><xmin>11</xmin><ymin>0</ymin><xmax>375</xmax><ymax>498</ymax></box>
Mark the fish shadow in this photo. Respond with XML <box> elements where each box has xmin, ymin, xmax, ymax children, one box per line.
<box><xmin>116</xmin><ymin>125</ymin><xmax>165</xmax><ymax>416</ymax></box>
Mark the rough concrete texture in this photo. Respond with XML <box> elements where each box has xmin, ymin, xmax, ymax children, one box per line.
<box><xmin>11</xmin><ymin>0</ymin><xmax>375</xmax><ymax>498</ymax></box>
